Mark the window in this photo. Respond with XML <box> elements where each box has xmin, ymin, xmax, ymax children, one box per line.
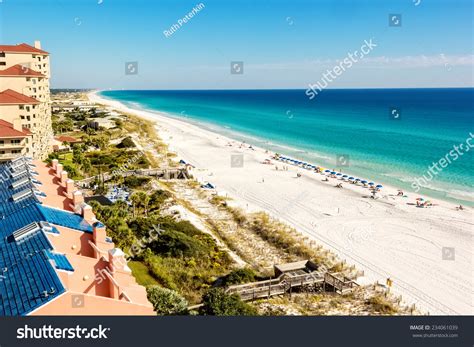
<box><xmin>19</xmin><ymin>105</ymin><xmax>25</xmax><ymax>110</ymax></box>
<box><xmin>0</xmin><ymin>141</ymin><xmax>4</xmax><ymax>146</ymax></box>
<box><xmin>0</xmin><ymin>52</ymin><xmax>5</xmax><ymax>57</ymax></box>
<box><xmin>12</xmin><ymin>150</ymin><xmax>21</xmax><ymax>154</ymax></box>
<box><xmin>11</xmin><ymin>140</ymin><xmax>21</xmax><ymax>145</ymax></box>
<box><xmin>0</xmin><ymin>62</ymin><xmax>5</xmax><ymax>66</ymax></box>
<box><xmin>26</xmin><ymin>78</ymin><xmax>31</xmax><ymax>81</ymax></box>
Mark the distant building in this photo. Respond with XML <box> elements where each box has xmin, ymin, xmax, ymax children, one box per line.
<box><xmin>0</xmin><ymin>156</ymin><xmax>154</xmax><ymax>315</ymax></box>
<box><xmin>88</xmin><ymin>117</ymin><xmax>117</xmax><ymax>130</ymax></box>
<box><xmin>0</xmin><ymin>119</ymin><xmax>33</xmax><ymax>161</ymax></box>
<box><xmin>52</xmin><ymin>135</ymin><xmax>82</xmax><ymax>152</ymax></box>
<box><xmin>0</xmin><ymin>41</ymin><xmax>53</xmax><ymax>160</ymax></box>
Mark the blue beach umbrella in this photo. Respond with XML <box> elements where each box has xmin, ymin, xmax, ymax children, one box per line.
<box><xmin>342</xmin><ymin>175</ymin><xmax>348</xmax><ymax>178</ymax></box>
<box><xmin>324</xmin><ymin>169</ymin><xmax>331</xmax><ymax>173</ymax></box>
<box><xmin>368</xmin><ymin>182</ymin><xmax>375</xmax><ymax>186</ymax></box>
<box><xmin>361</xmin><ymin>180</ymin><xmax>368</xmax><ymax>184</ymax></box>
<box><xmin>336</xmin><ymin>173</ymin><xmax>342</xmax><ymax>176</ymax></box>
<box><xmin>331</xmin><ymin>171</ymin><xmax>336</xmax><ymax>175</ymax></box>
<box><xmin>376</xmin><ymin>184</ymin><xmax>383</xmax><ymax>188</ymax></box>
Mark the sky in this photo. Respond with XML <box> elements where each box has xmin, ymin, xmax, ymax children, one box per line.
<box><xmin>0</xmin><ymin>0</ymin><xmax>472</xmax><ymax>89</ymax></box>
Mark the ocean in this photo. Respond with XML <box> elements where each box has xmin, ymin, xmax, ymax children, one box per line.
<box><xmin>100</xmin><ymin>88</ymin><xmax>474</xmax><ymax>205</ymax></box>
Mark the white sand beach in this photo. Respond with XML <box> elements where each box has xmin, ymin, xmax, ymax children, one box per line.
<box><xmin>89</xmin><ymin>91</ymin><xmax>473</xmax><ymax>315</ymax></box>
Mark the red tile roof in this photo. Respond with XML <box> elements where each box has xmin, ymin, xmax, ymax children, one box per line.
<box><xmin>0</xmin><ymin>64</ymin><xmax>45</xmax><ymax>77</ymax></box>
<box><xmin>0</xmin><ymin>89</ymin><xmax>40</xmax><ymax>104</ymax></box>
<box><xmin>0</xmin><ymin>43</ymin><xmax>49</xmax><ymax>55</ymax></box>
<box><xmin>55</xmin><ymin>135</ymin><xmax>82</xmax><ymax>143</ymax></box>
<box><xmin>0</xmin><ymin>119</ymin><xmax>31</xmax><ymax>138</ymax></box>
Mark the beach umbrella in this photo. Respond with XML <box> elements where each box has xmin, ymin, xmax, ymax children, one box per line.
<box><xmin>416</xmin><ymin>197</ymin><xmax>424</xmax><ymax>201</ymax></box>
<box><xmin>355</xmin><ymin>178</ymin><xmax>361</xmax><ymax>181</ymax></box>
<box><xmin>361</xmin><ymin>180</ymin><xmax>368</xmax><ymax>183</ymax></box>
<box><xmin>331</xmin><ymin>171</ymin><xmax>336</xmax><ymax>175</ymax></box>
<box><xmin>336</xmin><ymin>173</ymin><xmax>342</xmax><ymax>176</ymax></box>
<box><xmin>368</xmin><ymin>182</ymin><xmax>375</xmax><ymax>186</ymax></box>
<box><xmin>342</xmin><ymin>175</ymin><xmax>348</xmax><ymax>178</ymax></box>
<box><xmin>324</xmin><ymin>169</ymin><xmax>331</xmax><ymax>173</ymax></box>
<box><xmin>376</xmin><ymin>184</ymin><xmax>383</xmax><ymax>188</ymax></box>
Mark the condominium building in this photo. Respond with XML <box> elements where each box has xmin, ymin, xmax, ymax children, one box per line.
<box><xmin>0</xmin><ymin>119</ymin><xmax>33</xmax><ymax>162</ymax></box>
<box><xmin>0</xmin><ymin>41</ymin><xmax>53</xmax><ymax>160</ymax></box>
<box><xmin>0</xmin><ymin>156</ymin><xmax>154</xmax><ymax>315</ymax></box>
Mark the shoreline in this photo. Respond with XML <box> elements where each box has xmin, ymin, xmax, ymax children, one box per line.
<box><xmin>95</xmin><ymin>90</ymin><xmax>474</xmax><ymax>207</ymax></box>
<box><xmin>88</xmin><ymin>90</ymin><xmax>473</xmax><ymax>315</ymax></box>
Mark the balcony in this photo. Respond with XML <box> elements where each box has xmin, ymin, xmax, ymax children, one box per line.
<box><xmin>0</xmin><ymin>142</ymin><xmax>26</xmax><ymax>149</ymax></box>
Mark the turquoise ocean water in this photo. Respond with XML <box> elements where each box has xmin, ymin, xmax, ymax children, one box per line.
<box><xmin>100</xmin><ymin>89</ymin><xmax>474</xmax><ymax>205</ymax></box>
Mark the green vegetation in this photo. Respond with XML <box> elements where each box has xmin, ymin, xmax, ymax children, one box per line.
<box><xmin>128</xmin><ymin>261</ymin><xmax>160</xmax><ymax>286</ymax></box>
<box><xmin>199</xmin><ymin>288</ymin><xmax>257</xmax><ymax>316</ymax></box>
<box><xmin>366</xmin><ymin>295</ymin><xmax>397</xmax><ymax>315</ymax></box>
<box><xmin>90</xmin><ymin>198</ymin><xmax>233</xmax><ymax>304</ymax></box>
<box><xmin>50</xmin><ymin>107</ymin><xmax>154</xmax><ymax>182</ymax></box>
<box><xmin>221</xmin><ymin>268</ymin><xmax>257</xmax><ymax>287</ymax></box>
<box><xmin>117</xmin><ymin>136</ymin><xmax>136</xmax><ymax>148</ymax></box>
<box><xmin>146</xmin><ymin>286</ymin><xmax>189</xmax><ymax>315</ymax></box>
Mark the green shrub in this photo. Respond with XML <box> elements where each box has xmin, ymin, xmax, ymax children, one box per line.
<box><xmin>200</xmin><ymin>288</ymin><xmax>257</xmax><ymax>316</ymax></box>
<box><xmin>222</xmin><ymin>268</ymin><xmax>257</xmax><ymax>286</ymax></box>
<box><xmin>117</xmin><ymin>136</ymin><xmax>135</xmax><ymax>148</ymax></box>
<box><xmin>123</xmin><ymin>176</ymin><xmax>151</xmax><ymax>188</ymax></box>
<box><xmin>146</xmin><ymin>285</ymin><xmax>188</xmax><ymax>315</ymax></box>
<box><xmin>150</xmin><ymin>229</ymin><xmax>208</xmax><ymax>258</ymax></box>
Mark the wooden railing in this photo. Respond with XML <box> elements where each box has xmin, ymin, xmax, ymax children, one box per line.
<box><xmin>226</xmin><ymin>270</ymin><xmax>358</xmax><ymax>301</ymax></box>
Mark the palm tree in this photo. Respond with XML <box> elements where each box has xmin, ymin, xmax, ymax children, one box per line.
<box><xmin>129</xmin><ymin>192</ymin><xmax>141</xmax><ymax>218</ymax></box>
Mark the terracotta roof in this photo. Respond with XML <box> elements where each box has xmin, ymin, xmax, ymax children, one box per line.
<box><xmin>55</xmin><ymin>135</ymin><xmax>81</xmax><ymax>143</ymax></box>
<box><xmin>0</xmin><ymin>89</ymin><xmax>39</xmax><ymax>104</ymax></box>
<box><xmin>0</xmin><ymin>64</ymin><xmax>45</xmax><ymax>77</ymax></box>
<box><xmin>0</xmin><ymin>119</ymin><xmax>31</xmax><ymax>138</ymax></box>
<box><xmin>0</xmin><ymin>43</ymin><xmax>49</xmax><ymax>55</ymax></box>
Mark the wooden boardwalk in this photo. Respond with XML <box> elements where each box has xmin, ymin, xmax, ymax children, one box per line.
<box><xmin>226</xmin><ymin>270</ymin><xmax>358</xmax><ymax>301</ymax></box>
<box><xmin>76</xmin><ymin>167</ymin><xmax>190</xmax><ymax>187</ymax></box>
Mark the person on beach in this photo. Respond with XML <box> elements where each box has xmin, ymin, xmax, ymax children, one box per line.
<box><xmin>457</xmin><ymin>205</ymin><xmax>464</xmax><ymax>211</ymax></box>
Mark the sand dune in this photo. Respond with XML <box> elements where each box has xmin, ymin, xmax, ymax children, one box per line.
<box><xmin>89</xmin><ymin>91</ymin><xmax>473</xmax><ymax>315</ymax></box>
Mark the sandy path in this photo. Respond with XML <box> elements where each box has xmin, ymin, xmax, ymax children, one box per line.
<box><xmin>89</xmin><ymin>91</ymin><xmax>473</xmax><ymax>315</ymax></box>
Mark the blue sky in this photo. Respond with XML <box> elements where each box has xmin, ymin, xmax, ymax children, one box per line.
<box><xmin>1</xmin><ymin>0</ymin><xmax>472</xmax><ymax>89</ymax></box>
